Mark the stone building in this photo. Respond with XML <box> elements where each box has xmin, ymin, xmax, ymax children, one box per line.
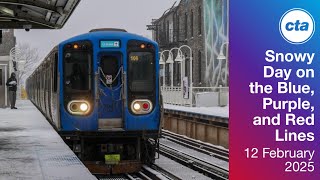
<box><xmin>0</xmin><ymin>29</ymin><xmax>16</xmax><ymax>107</ymax></box>
<box><xmin>150</xmin><ymin>0</ymin><xmax>229</xmax><ymax>88</ymax></box>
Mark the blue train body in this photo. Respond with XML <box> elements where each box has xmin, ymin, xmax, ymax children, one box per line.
<box><xmin>26</xmin><ymin>29</ymin><xmax>161</xmax><ymax>174</ymax></box>
<box><xmin>58</xmin><ymin>31</ymin><xmax>160</xmax><ymax>132</ymax></box>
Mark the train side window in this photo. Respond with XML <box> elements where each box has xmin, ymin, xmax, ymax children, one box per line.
<box><xmin>53</xmin><ymin>53</ymin><xmax>58</xmax><ymax>93</ymax></box>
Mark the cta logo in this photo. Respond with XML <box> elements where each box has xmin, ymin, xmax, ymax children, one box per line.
<box><xmin>279</xmin><ymin>8</ymin><xmax>315</xmax><ymax>44</ymax></box>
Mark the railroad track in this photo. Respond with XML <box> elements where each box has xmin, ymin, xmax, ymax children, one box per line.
<box><xmin>159</xmin><ymin>141</ymin><xmax>229</xmax><ymax>180</ymax></box>
<box><xmin>125</xmin><ymin>170</ymin><xmax>152</xmax><ymax>180</ymax></box>
<box><xmin>162</xmin><ymin>130</ymin><xmax>229</xmax><ymax>162</ymax></box>
<box><xmin>96</xmin><ymin>164</ymin><xmax>180</xmax><ymax>180</ymax></box>
<box><xmin>97</xmin><ymin>173</ymin><xmax>150</xmax><ymax>180</ymax></box>
<box><xmin>98</xmin><ymin>131</ymin><xmax>230</xmax><ymax>180</ymax></box>
<box><xmin>141</xmin><ymin>165</ymin><xmax>181</xmax><ymax>180</ymax></box>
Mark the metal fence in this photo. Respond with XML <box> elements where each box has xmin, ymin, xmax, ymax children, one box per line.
<box><xmin>161</xmin><ymin>86</ymin><xmax>229</xmax><ymax>107</ymax></box>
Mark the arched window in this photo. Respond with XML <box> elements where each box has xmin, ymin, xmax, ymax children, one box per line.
<box><xmin>191</xmin><ymin>10</ymin><xmax>194</xmax><ymax>37</ymax></box>
<box><xmin>198</xmin><ymin>6</ymin><xmax>202</xmax><ymax>35</ymax></box>
<box><xmin>198</xmin><ymin>50</ymin><xmax>202</xmax><ymax>83</ymax></box>
<box><xmin>184</xmin><ymin>13</ymin><xmax>188</xmax><ymax>39</ymax></box>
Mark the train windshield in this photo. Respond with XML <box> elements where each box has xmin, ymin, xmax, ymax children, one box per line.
<box><xmin>64</xmin><ymin>51</ymin><xmax>91</xmax><ymax>92</ymax></box>
<box><xmin>128</xmin><ymin>52</ymin><xmax>154</xmax><ymax>92</ymax></box>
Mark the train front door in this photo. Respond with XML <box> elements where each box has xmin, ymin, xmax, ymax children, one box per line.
<box><xmin>0</xmin><ymin>65</ymin><xmax>7</xmax><ymax>108</ymax></box>
<box><xmin>97</xmin><ymin>52</ymin><xmax>123</xmax><ymax>129</ymax></box>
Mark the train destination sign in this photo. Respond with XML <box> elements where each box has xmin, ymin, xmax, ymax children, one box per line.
<box><xmin>100</xmin><ymin>40</ymin><xmax>120</xmax><ymax>48</ymax></box>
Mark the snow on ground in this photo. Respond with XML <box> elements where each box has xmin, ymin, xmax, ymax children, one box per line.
<box><xmin>164</xmin><ymin>104</ymin><xmax>229</xmax><ymax>118</ymax></box>
<box><xmin>0</xmin><ymin>100</ymin><xmax>96</xmax><ymax>180</ymax></box>
<box><xmin>155</xmin><ymin>155</ymin><xmax>212</xmax><ymax>180</ymax></box>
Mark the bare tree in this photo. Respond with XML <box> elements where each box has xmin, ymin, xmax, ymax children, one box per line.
<box><xmin>14</xmin><ymin>43</ymin><xmax>40</xmax><ymax>86</ymax></box>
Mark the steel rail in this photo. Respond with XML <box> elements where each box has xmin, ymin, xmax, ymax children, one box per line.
<box><xmin>142</xmin><ymin>165</ymin><xmax>180</xmax><ymax>180</ymax></box>
<box><xmin>159</xmin><ymin>142</ymin><xmax>229</xmax><ymax>180</ymax></box>
<box><xmin>162</xmin><ymin>130</ymin><xmax>229</xmax><ymax>161</ymax></box>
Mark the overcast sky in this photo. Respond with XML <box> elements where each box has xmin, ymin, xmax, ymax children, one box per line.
<box><xmin>15</xmin><ymin>0</ymin><xmax>179</xmax><ymax>59</ymax></box>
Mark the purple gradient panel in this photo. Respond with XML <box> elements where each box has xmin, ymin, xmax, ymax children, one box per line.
<box><xmin>230</xmin><ymin>0</ymin><xmax>320</xmax><ymax>179</ymax></box>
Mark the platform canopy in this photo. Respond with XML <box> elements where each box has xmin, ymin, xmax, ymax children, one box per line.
<box><xmin>0</xmin><ymin>0</ymin><xmax>80</xmax><ymax>29</ymax></box>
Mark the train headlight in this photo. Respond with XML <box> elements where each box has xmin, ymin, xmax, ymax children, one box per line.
<box><xmin>131</xmin><ymin>99</ymin><xmax>152</xmax><ymax>114</ymax></box>
<box><xmin>133</xmin><ymin>103</ymin><xmax>141</xmax><ymax>111</ymax></box>
<box><xmin>80</xmin><ymin>103</ymin><xmax>89</xmax><ymax>112</ymax></box>
<box><xmin>67</xmin><ymin>100</ymin><xmax>91</xmax><ymax>115</ymax></box>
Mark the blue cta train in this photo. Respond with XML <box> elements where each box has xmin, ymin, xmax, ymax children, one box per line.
<box><xmin>26</xmin><ymin>28</ymin><xmax>161</xmax><ymax>174</ymax></box>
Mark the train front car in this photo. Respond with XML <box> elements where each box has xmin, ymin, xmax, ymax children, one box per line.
<box><xmin>59</xmin><ymin>29</ymin><xmax>161</xmax><ymax>174</ymax></box>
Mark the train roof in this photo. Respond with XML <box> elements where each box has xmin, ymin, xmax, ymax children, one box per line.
<box><xmin>27</xmin><ymin>29</ymin><xmax>158</xmax><ymax>80</ymax></box>
<box><xmin>60</xmin><ymin>29</ymin><xmax>157</xmax><ymax>46</ymax></box>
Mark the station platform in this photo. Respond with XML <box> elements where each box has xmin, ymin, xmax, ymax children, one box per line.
<box><xmin>162</xmin><ymin>104</ymin><xmax>229</xmax><ymax>149</ymax></box>
<box><xmin>164</xmin><ymin>104</ymin><xmax>229</xmax><ymax>119</ymax></box>
<box><xmin>0</xmin><ymin>100</ymin><xmax>96</xmax><ymax>180</ymax></box>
